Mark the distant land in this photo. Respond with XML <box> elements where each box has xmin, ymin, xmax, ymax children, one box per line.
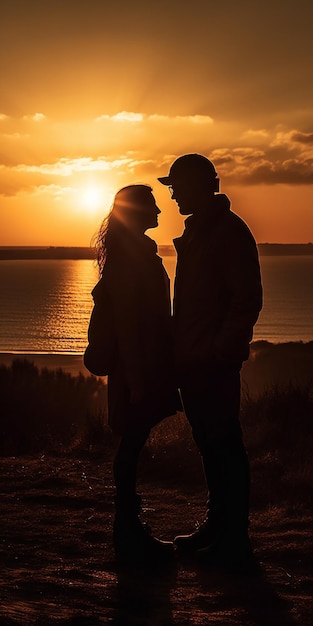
<box><xmin>0</xmin><ymin>243</ymin><xmax>312</xmax><ymax>260</ymax></box>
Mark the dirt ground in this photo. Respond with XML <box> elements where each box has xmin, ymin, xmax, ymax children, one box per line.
<box><xmin>1</xmin><ymin>456</ymin><xmax>312</xmax><ymax>626</ymax></box>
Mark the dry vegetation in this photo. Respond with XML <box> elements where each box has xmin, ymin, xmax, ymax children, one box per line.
<box><xmin>0</xmin><ymin>342</ymin><xmax>312</xmax><ymax>625</ymax></box>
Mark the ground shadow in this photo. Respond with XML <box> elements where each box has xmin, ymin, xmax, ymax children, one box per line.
<box><xmin>111</xmin><ymin>560</ymin><xmax>178</xmax><ymax>625</ymax></box>
<box><xmin>194</xmin><ymin>561</ymin><xmax>298</xmax><ymax>626</ymax></box>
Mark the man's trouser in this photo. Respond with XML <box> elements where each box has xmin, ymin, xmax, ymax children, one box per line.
<box><xmin>180</xmin><ymin>368</ymin><xmax>250</xmax><ymax>540</ymax></box>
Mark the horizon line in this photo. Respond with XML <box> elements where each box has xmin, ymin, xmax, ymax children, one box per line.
<box><xmin>0</xmin><ymin>242</ymin><xmax>312</xmax><ymax>249</ymax></box>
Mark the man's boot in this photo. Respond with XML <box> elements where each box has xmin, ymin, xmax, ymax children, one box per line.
<box><xmin>113</xmin><ymin>493</ymin><xmax>174</xmax><ymax>564</ymax></box>
<box><xmin>174</xmin><ymin>435</ymin><xmax>256</xmax><ymax>569</ymax></box>
<box><xmin>197</xmin><ymin>533</ymin><xmax>258</xmax><ymax>572</ymax></box>
<box><xmin>201</xmin><ymin>438</ymin><xmax>259</xmax><ymax>572</ymax></box>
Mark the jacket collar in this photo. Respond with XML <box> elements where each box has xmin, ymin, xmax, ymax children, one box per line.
<box><xmin>185</xmin><ymin>193</ymin><xmax>230</xmax><ymax>227</ymax></box>
<box><xmin>173</xmin><ymin>194</ymin><xmax>230</xmax><ymax>252</ymax></box>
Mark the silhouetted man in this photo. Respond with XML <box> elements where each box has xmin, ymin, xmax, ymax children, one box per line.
<box><xmin>158</xmin><ymin>154</ymin><xmax>263</xmax><ymax>571</ymax></box>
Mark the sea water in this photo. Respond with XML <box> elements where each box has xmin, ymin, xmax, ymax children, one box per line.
<box><xmin>0</xmin><ymin>255</ymin><xmax>312</xmax><ymax>353</ymax></box>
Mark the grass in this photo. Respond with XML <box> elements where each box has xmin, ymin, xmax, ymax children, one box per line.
<box><xmin>0</xmin><ymin>359</ymin><xmax>109</xmax><ymax>455</ymax></box>
<box><xmin>0</xmin><ymin>357</ymin><xmax>312</xmax><ymax>512</ymax></box>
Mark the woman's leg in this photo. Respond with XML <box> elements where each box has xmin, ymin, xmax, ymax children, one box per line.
<box><xmin>113</xmin><ymin>425</ymin><xmax>151</xmax><ymax>509</ymax></box>
<box><xmin>112</xmin><ymin>424</ymin><xmax>173</xmax><ymax>561</ymax></box>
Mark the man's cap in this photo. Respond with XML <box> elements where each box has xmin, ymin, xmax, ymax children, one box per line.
<box><xmin>158</xmin><ymin>153</ymin><xmax>218</xmax><ymax>186</ymax></box>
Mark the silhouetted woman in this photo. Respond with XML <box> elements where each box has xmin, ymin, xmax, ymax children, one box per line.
<box><xmin>92</xmin><ymin>185</ymin><xmax>179</xmax><ymax>563</ymax></box>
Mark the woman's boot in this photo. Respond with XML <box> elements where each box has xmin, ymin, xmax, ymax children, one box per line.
<box><xmin>113</xmin><ymin>493</ymin><xmax>174</xmax><ymax>564</ymax></box>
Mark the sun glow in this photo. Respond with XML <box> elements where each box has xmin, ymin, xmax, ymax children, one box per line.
<box><xmin>82</xmin><ymin>186</ymin><xmax>103</xmax><ymax>213</ymax></box>
<box><xmin>74</xmin><ymin>184</ymin><xmax>114</xmax><ymax>218</ymax></box>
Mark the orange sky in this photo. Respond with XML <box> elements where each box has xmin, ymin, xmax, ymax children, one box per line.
<box><xmin>1</xmin><ymin>0</ymin><xmax>312</xmax><ymax>246</ymax></box>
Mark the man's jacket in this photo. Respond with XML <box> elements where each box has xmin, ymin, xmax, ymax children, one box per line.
<box><xmin>173</xmin><ymin>194</ymin><xmax>263</xmax><ymax>387</ymax></box>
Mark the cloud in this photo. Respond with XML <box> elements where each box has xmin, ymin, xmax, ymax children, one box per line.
<box><xmin>213</xmin><ymin>127</ymin><xmax>313</xmax><ymax>185</ymax></box>
<box><xmin>95</xmin><ymin>111</ymin><xmax>144</xmax><ymax>123</ymax></box>
<box><xmin>290</xmin><ymin>131</ymin><xmax>313</xmax><ymax>145</ymax></box>
<box><xmin>23</xmin><ymin>113</ymin><xmax>46</xmax><ymax>122</ymax></box>
<box><xmin>271</xmin><ymin>129</ymin><xmax>313</xmax><ymax>151</ymax></box>
<box><xmin>0</xmin><ymin>155</ymin><xmax>148</xmax><ymax>197</ymax></box>
<box><xmin>1</xmin><ymin>114</ymin><xmax>313</xmax><ymax>199</ymax></box>
<box><xmin>241</xmin><ymin>129</ymin><xmax>270</xmax><ymax>140</ymax></box>
<box><xmin>33</xmin><ymin>184</ymin><xmax>73</xmax><ymax>200</ymax></box>
<box><xmin>95</xmin><ymin>111</ymin><xmax>214</xmax><ymax>125</ymax></box>
<box><xmin>209</xmin><ymin>135</ymin><xmax>313</xmax><ymax>185</ymax></box>
<box><xmin>148</xmin><ymin>114</ymin><xmax>214</xmax><ymax>125</ymax></box>
<box><xmin>242</xmin><ymin>158</ymin><xmax>313</xmax><ymax>185</ymax></box>
<box><xmin>14</xmin><ymin>157</ymin><xmax>135</xmax><ymax>176</ymax></box>
<box><xmin>15</xmin><ymin>158</ymin><xmax>105</xmax><ymax>176</ymax></box>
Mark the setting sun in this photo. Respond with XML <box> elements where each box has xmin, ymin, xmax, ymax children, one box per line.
<box><xmin>82</xmin><ymin>186</ymin><xmax>102</xmax><ymax>213</ymax></box>
<box><xmin>72</xmin><ymin>183</ymin><xmax>114</xmax><ymax>222</ymax></box>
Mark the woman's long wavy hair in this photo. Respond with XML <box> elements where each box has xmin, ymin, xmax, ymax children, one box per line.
<box><xmin>93</xmin><ymin>184</ymin><xmax>153</xmax><ymax>274</ymax></box>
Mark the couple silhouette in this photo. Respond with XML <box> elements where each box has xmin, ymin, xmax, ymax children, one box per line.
<box><xmin>86</xmin><ymin>153</ymin><xmax>263</xmax><ymax>573</ymax></box>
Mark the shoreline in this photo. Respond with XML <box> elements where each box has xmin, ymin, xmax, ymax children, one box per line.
<box><xmin>0</xmin><ymin>352</ymin><xmax>90</xmax><ymax>377</ymax></box>
<box><xmin>1</xmin><ymin>340</ymin><xmax>312</xmax><ymax>395</ymax></box>
<box><xmin>0</xmin><ymin>243</ymin><xmax>313</xmax><ymax>260</ymax></box>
